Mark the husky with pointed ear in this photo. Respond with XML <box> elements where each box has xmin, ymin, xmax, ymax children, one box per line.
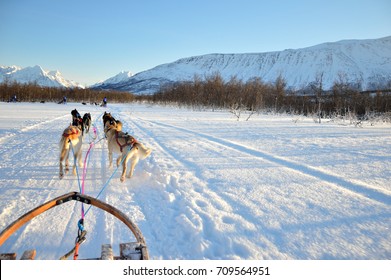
<box><xmin>104</xmin><ymin>119</ymin><xmax>151</xmax><ymax>182</ymax></box>
<box><xmin>71</xmin><ymin>109</ymin><xmax>82</xmax><ymax>125</ymax></box>
<box><xmin>59</xmin><ymin>121</ymin><xmax>83</xmax><ymax>179</ymax></box>
<box><xmin>82</xmin><ymin>113</ymin><xmax>92</xmax><ymax>134</ymax></box>
<box><xmin>103</xmin><ymin>111</ymin><xmax>122</xmax><ymax>133</ymax></box>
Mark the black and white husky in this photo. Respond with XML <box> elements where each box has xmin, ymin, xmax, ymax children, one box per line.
<box><xmin>82</xmin><ymin>113</ymin><xmax>92</xmax><ymax>134</ymax></box>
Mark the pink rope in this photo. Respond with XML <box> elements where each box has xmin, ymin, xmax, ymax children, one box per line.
<box><xmin>80</xmin><ymin>126</ymin><xmax>98</xmax><ymax>219</ymax></box>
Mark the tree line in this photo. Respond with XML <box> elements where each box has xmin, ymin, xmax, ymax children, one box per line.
<box><xmin>0</xmin><ymin>81</ymin><xmax>135</xmax><ymax>104</ymax></box>
<box><xmin>2</xmin><ymin>74</ymin><xmax>391</xmax><ymax>122</ymax></box>
<box><xmin>143</xmin><ymin>73</ymin><xmax>391</xmax><ymax>121</ymax></box>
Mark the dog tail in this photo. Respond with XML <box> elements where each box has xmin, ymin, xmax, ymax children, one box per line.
<box><xmin>59</xmin><ymin>136</ymin><xmax>70</xmax><ymax>160</ymax></box>
<box><xmin>135</xmin><ymin>142</ymin><xmax>152</xmax><ymax>160</ymax></box>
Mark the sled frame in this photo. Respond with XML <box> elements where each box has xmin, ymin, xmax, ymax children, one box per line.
<box><xmin>0</xmin><ymin>192</ymin><xmax>149</xmax><ymax>260</ymax></box>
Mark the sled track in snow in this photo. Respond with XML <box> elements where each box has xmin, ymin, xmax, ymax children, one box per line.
<box><xmin>0</xmin><ymin>110</ymin><xmax>109</xmax><ymax>259</ymax></box>
<box><xmin>2</xmin><ymin>104</ymin><xmax>390</xmax><ymax>259</ymax></box>
<box><xmin>110</xmin><ymin>112</ymin><xmax>280</xmax><ymax>259</ymax></box>
<box><xmin>133</xmin><ymin>118</ymin><xmax>391</xmax><ymax>206</ymax></box>
<box><xmin>0</xmin><ymin>114</ymin><xmax>69</xmax><ymax>157</ymax></box>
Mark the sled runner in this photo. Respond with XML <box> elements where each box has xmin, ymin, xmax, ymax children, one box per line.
<box><xmin>0</xmin><ymin>192</ymin><xmax>149</xmax><ymax>260</ymax></box>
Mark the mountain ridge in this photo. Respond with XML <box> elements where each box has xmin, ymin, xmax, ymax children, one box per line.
<box><xmin>93</xmin><ymin>36</ymin><xmax>391</xmax><ymax>94</ymax></box>
<box><xmin>0</xmin><ymin>65</ymin><xmax>83</xmax><ymax>88</ymax></box>
<box><xmin>2</xmin><ymin>36</ymin><xmax>390</xmax><ymax>93</ymax></box>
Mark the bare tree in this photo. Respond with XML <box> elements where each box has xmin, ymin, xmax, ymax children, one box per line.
<box><xmin>310</xmin><ymin>72</ymin><xmax>324</xmax><ymax>123</ymax></box>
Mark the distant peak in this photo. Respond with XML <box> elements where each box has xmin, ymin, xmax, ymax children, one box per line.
<box><xmin>31</xmin><ymin>65</ymin><xmax>45</xmax><ymax>71</ymax></box>
<box><xmin>94</xmin><ymin>70</ymin><xmax>133</xmax><ymax>86</ymax></box>
<box><xmin>116</xmin><ymin>71</ymin><xmax>133</xmax><ymax>78</ymax></box>
<box><xmin>0</xmin><ymin>65</ymin><xmax>83</xmax><ymax>88</ymax></box>
<box><xmin>48</xmin><ymin>70</ymin><xmax>61</xmax><ymax>76</ymax></box>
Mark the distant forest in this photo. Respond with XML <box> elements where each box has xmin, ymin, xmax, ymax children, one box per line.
<box><xmin>144</xmin><ymin>73</ymin><xmax>391</xmax><ymax>122</ymax></box>
<box><xmin>0</xmin><ymin>81</ymin><xmax>135</xmax><ymax>104</ymax></box>
<box><xmin>1</xmin><ymin>73</ymin><xmax>391</xmax><ymax>122</ymax></box>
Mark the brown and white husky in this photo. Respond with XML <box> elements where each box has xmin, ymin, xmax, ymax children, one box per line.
<box><xmin>59</xmin><ymin>123</ymin><xmax>83</xmax><ymax>179</ymax></box>
<box><xmin>104</xmin><ymin>119</ymin><xmax>151</xmax><ymax>182</ymax></box>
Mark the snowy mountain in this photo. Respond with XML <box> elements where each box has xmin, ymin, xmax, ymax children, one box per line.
<box><xmin>92</xmin><ymin>71</ymin><xmax>132</xmax><ymax>89</ymax></box>
<box><xmin>93</xmin><ymin>36</ymin><xmax>391</xmax><ymax>94</ymax></box>
<box><xmin>0</xmin><ymin>65</ymin><xmax>83</xmax><ymax>88</ymax></box>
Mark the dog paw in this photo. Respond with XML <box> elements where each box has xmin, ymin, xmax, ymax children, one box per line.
<box><xmin>120</xmin><ymin>176</ymin><xmax>125</xmax><ymax>183</ymax></box>
<box><xmin>59</xmin><ymin>173</ymin><xmax>64</xmax><ymax>179</ymax></box>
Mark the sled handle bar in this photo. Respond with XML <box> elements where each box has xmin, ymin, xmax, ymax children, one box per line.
<box><xmin>0</xmin><ymin>192</ymin><xmax>149</xmax><ymax>260</ymax></box>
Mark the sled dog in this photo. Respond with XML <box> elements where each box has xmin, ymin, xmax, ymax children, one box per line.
<box><xmin>82</xmin><ymin>113</ymin><xmax>92</xmax><ymax>134</ymax></box>
<box><xmin>59</xmin><ymin>124</ymin><xmax>83</xmax><ymax>179</ymax></box>
<box><xmin>71</xmin><ymin>109</ymin><xmax>82</xmax><ymax>125</ymax></box>
<box><xmin>104</xmin><ymin>120</ymin><xmax>151</xmax><ymax>182</ymax></box>
<box><xmin>103</xmin><ymin>111</ymin><xmax>122</xmax><ymax>134</ymax></box>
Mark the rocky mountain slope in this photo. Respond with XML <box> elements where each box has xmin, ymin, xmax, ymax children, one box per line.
<box><xmin>93</xmin><ymin>36</ymin><xmax>391</xmax><ymax>94</ymax></box>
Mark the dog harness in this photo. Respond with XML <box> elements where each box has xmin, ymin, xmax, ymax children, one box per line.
<box><xmin>73</xmin><ymin>117</ymin><xmax>83</xmax><ymax>127</ymax></box>
<box><xmin>63</xmin><ymin>126</ymin><xmax>81</xmax><ymax>140</ymax></box>
<box><xmin>115</xmin><ymin>131</ymin><xmax>137</xmax><ymax>152</ymax></box>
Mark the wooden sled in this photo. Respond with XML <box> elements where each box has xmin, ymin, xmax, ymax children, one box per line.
<box><xmin>0</xmin><ymin>192</ymin><xmax>149</xmax><ymax>260</ymax></box>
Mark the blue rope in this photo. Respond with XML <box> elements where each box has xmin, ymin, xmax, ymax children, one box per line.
<box><xmin>84</xmin><ymin>144</ymin><xmax>133</xmax><ymax>216</ymax></box>
<box><xmin>66</xmin><ymin>112</ymin><xmax>105</xmax><ymax>257</ymax></box>
<box><xmin>70</xmin><ymin>112</ymin><xmax>134</xmax><ymax>217</ymax></box>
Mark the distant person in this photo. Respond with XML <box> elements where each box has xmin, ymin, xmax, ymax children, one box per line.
<box><xmin>102</xmin><ymin>96</ymin><xmax>107</xmax><ymax>107</ymax></box>
<box><xmin>63</xmin><ymin>96</ymin><xmax>67</xmax><ymax>104</ymax></box>
<box><xmin>11</xmin><ymin>95</ymin><xmax>17</xmax><ymax>102</ymax></box>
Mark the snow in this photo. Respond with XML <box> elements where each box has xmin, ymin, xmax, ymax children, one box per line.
<box><xmin>0</xmin><ymin>102</ymin><xmax>390</xmax><ymax>260</ymax></box>
<box><xmin>92</xmin><ymin>70</ymin><xmax>133</xmax><ymax>87</ymax></box>
<box><xmin>99</xmin><ymin>36</ymin><xmax>391</xmax><ymax>94</ymax></box>
<box><xmin>0</xmin><ymin>65</ymin><xmax>83</xmax><ymax>88</ymax></box>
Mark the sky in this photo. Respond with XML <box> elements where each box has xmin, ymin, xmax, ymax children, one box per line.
<box><xmin>0</xmin><ymin>0</ymin><xmax>390</xmax><ymax>86</ymax></box>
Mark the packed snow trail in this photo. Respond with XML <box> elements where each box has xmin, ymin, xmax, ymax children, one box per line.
<box><xmin>0</xmin><ymin>102</ymin><xmax>390</xmax><ymax>259</ymax></box>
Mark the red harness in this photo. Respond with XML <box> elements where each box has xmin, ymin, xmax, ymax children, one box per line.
<box><xmin>115</xmin><ymin>131</ymin><xmax>137</xmax><ymax>152</ymax></box>
<box><xmin>62</xmin><ymin>127</ymin><xmax>80</xmax><ymax>140</ymax></box>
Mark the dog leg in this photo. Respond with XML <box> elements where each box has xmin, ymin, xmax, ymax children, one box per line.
<box><xmin>108</xmin><ymin>151</ymin><xmax>113</xmax><ymax>168</ymax></box>
<box><xmin>120</xmin><ymin>154</ymin><xmax>128</xmax><ymax>182</ymax></box>
<box><xmin>127</xmin><ymin>157</ymin><xmax>139</xmax><ymax>178</ymax></box>
<box><xmin>73</xmin><ymin>151</ymin><xmax>83</xmax><ymax>175</ymax></box>
<box><xmin>72</xmin><ymin>152</ymin><xmax>77</xmax><ymax>175</ymax></box>
<box><xmin>120</xmin><ymin>165</ymin><xmax>126</xmax><ymax>182</ymax></box>
<box><xmin>77</xmin><ymin>150</ymin><xmax>83</xmax><ymax>168</ymax></box>
<box><xmin>59</xmin><ymin>144</ymin><xmax>67</xmax><ymax>179</ymax></box>
<box><xmin>59</xmin><ymin>161</ymin><xmax>64</xmax><ymax>179</ymax></box>
<box><xmin>116</xmin><ymin>156</ymin><xmax>121</xmax><ymax>167</ymax></box>
<box><xmin>65</xmin><ymin>150</ymin><xmax>70</xmax><ymax>174</ymax></box>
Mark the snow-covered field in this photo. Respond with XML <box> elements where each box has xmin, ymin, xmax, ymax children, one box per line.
<box><xmin>0</xmin><ymin>102</ymin><xmax>390</xmax><ymax>260</ymax></box>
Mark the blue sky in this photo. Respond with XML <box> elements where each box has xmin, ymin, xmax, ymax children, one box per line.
<box><xmin>1</xmin><ymin>0</ymin><xmax>390</xmax><ymax>86</ymax></box>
